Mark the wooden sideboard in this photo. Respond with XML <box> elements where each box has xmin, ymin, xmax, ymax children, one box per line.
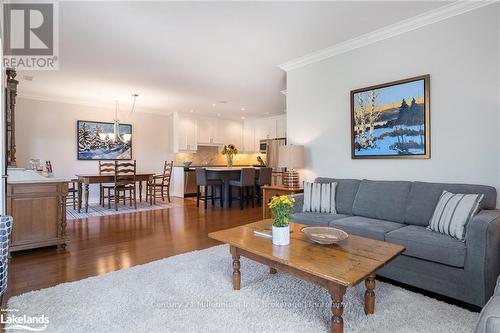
<box><xmin>7</xmin><ymin>180</ymin><xmax>68</xmax><ymax>252</ymax></box>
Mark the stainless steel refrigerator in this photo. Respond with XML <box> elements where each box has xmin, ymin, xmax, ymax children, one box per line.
<box><xmin>260</xmin><ymin>138</ymin><xmax>286</xmax><ymax>172</ymax></box>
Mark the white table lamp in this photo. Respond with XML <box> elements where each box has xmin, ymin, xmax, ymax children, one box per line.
<box><xmin>278</xmin><ymin>145</ymin><xmax>305</xmax><ymax>189</ymax></box>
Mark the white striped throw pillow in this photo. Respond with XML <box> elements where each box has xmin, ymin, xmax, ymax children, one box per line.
<box><xmin>427</xmin><ymin>190</ymin><xmax>484</xmax><ymax>241</ymax></box>
<box><xmin>303</xmin><ymin>182</ymin><xmax>337</xmax><ymax>214</ymax></box>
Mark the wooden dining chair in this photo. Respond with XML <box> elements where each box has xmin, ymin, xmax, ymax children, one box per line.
<box><xmin>99</xmin><ymin>161</ymin><xmax>115</xmax><ymax>206</ymax></box>
<box><xmin>45</xmin><ymin>160</ymin><xmax>78</xmax><ymax>209</ymax></box>
<box><xmin>105</xmin><ymin>160</ymin><xmax>137</xmax><ymax>211</ymax></box>
<box><xmin>146</xmin><ymin>161</ymin><xmax>174</xmax><ymax>204</ymax></box>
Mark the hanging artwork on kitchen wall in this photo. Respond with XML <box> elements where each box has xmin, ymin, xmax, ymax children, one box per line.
<box><xmin>77</xmin><ymin>120</ymin><xmax>132</xmax><ymax>160</ymax></box>
<box><xmin>350</xmin><ymin>74</ymin><xmax>430</xmax><ymax>159</ymax></box>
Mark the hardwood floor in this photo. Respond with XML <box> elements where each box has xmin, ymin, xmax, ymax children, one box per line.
<box><xmin>7</xmin><ymin>198</ymin><xmax>262</xmax><ymax>299</ymax></box>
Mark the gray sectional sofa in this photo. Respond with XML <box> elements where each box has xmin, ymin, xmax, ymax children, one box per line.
<box><xmin>475</xmin><ymin>276</ymin><xmax>500</xmax><ymax>333</ymax></box>
<box><xmin>292</xmin><ymin>178</ymin><xmax>500</xmax><ymax>307</ymax></box>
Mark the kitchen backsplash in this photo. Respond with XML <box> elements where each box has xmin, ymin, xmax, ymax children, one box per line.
<box><xmin>175</xmin><ymin>146</ymin><xmax>266</xmax><ymax>166</ymax></box>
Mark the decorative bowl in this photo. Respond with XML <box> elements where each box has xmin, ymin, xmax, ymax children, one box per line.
<box><xmin>301</xmin><ymin>226</ymin><xmax>348</xmax><ymax>245</ymax></box>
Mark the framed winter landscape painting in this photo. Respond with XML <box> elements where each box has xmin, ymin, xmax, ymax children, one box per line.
<box><xmin>350</xmin><ymin>74</ymin><xmax>430</xmax><ymax>159</ymax></box>
<box><xmin>77</xmin><ymin>120</ymin><xmax>132</xmax><ymax>160</ymax></box>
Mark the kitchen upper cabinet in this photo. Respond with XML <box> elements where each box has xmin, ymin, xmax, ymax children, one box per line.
<box><xmin>255</xmin><ymin>118</ymin><xmax>276</xmax><ymax>140</ymax></box>
<box><xmin>175</xmin><ymin>113</ymin><xmax>197</xmax><ymax>152</ymax></box>
<box><xmin>196</xmin><ymin>117</ymin><xmax>211</xmax><ymax>144</ymax></box>
<box><xmin>251</xmin><ymin>115</ymin><xmax>287</xmax><ymax>141</ymax></box>
<box><xmin>197</xmin><ymin>117</ymin><xmax>224</xmax><ymax>145</ymax></box>
<box><xmin>211</xmin><ymin>121</ymin><xmax>224</xmax><ymax>145</ymax></box>
<box><xmin>223</xmin><ymin>120</ymin><xmax>243</xmax><ymax>148</ymax></box>
<box><xmin>242</xmin><ymin>121</ymin><xmax>255</xmax><ymax>152</ymax></box>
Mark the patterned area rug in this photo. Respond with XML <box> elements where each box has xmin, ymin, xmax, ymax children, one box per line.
<box><xmin>67</xmin><ymin>201</ymin><xmax>175</xmax><ymax>220</ymax></box>
<box><xmin>7</xmin><ymin>245</ymin><xmax>479</xmax><ymax>333</ymax></box>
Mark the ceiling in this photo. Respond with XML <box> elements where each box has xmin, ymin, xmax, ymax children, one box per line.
<box><xmin>18</xmin><ymin>1</ymin><xmax>449</xmax><ymax>119</ymax></box>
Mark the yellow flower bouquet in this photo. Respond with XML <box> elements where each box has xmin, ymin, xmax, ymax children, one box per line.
<box><xmin>268</xmin><ymin>195</ymin><xmax>295</xmax><ymax>227</ymax></box>
<box><xmin>221</xmin><ymin>144</ymin><xmax>238</xmax><ymax>167</ymax></box>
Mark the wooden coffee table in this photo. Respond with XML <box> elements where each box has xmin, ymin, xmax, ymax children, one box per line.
<box><xmin>208</xmin><ymin>219</ymin><xmax>405</xmax><ymax>333</ymax></box>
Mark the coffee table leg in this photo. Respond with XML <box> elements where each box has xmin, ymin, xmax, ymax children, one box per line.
<box><xmin>269</xmin><ymin>267</ymin><xmax>277</xmax><ymax>274</ymax></box>
<box><xmin>364</xmin><ymin>274</ymin><xmax>376</xmax><ymax>315</ymax></box>
<box><xmin>329</xmin><ymin>283</ymin><xmax>346</xmax><ymax>333</ymax></box>
<box><xmin>230</xmin><ymin>246</ymin><xmax>240</xmax><ymax>290</ymax></box>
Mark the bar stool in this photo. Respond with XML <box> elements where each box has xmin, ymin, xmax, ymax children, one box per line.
<box><xmin>255</xmin><ymin>167</ymin><xmax>272</xmax><ymax>205</ymax></box>
<box><xmin>196</xmin><ymin>168</ymin><xmax>224</xmax><ymax>209</ymax></box>
<box><xmin>229</xmin><ymin>168</ymin><xmax>256</xmax><ymax>210</ymax></box>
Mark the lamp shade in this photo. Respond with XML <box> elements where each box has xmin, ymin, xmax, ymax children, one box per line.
<box><xmin>278</xmin><ymin>145</ymin><xmax>305</xmax><ymax>169</ymax></box>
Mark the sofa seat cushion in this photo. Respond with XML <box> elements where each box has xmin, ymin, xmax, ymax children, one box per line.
<box><xmin>329</xmin><ymin>216</ymin><xmax>405</xmax><ymax>241</ymax></box>
<box><xmin>292</xmin><ymin>212</ymin><xmax>349</xmax><ymax>226</ymax></box>
<box><xmin>385</xmin><ymin>225</ymin><xmax>466</xmax><ymax>268</ymax></box>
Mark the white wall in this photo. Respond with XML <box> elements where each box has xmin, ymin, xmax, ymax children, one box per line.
<box><xmin>16</xmin><ymin>98</ymin><xmax>174</xmax><ymax>202</ymax></box>
<box><xmin>287</xmin><ymin>5</ymin><xmax>500</xmax><ymax>203</ymax></box>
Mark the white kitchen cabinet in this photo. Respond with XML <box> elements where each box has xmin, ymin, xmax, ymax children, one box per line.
<box><xmin>223</xmin><ymin>120</ymin><xmax>243</xmax><ymax>148</ymax></box>
<box><xmin>211</xmin><ymin>121</ymin><xmax>224</xmax><ymax>145</ymax></box>
<box><xmin>175</xmin><ymin>113</ymin><xmax>197</xmax><ymax>152</ymax></box>
<box><xmin>197</xmin><ymin>117</ymin><xmax>224</xmax><ymax>145</ymax></box>
<box><xmin>196</xmin><ymin>117</ymin><xmax>211</xmax><ymax>144</ymax></box>
<box><xmin>242</xmin><ymin>121</ymin><xmax>256</xmax><ymax>152</ymax></box>
<box><xmin>253</xmin><ymin>115</ymin><xmax>287</xmax><ymax>141</ymax></box>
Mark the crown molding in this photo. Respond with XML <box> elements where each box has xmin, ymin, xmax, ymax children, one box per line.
<box><xmin>17</xmin><ymin>93</ymin><xmax>172</xmax><ymax>116</ymax></box>
<box><xmin>279</xmin><ymin>1</ymin><xmax>496</xmax><ymax>72</ymax></box>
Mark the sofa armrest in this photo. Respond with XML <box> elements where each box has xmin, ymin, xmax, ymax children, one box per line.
<box><xmin>291</xmin><ymin>193</ymin><xmax>304</xmax><ymax>214</ymax></box>
<box><xmin>465</xmin><ymin>209</ymin><xmax>500</xmax><ymax>305</ymax></box>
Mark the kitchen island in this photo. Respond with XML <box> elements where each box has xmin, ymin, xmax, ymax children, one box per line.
<box><xmin>205</xmin><ymin>167</ymin><xmax>261</xmax><ymax>207</ymax></box>
<box><xmin>172</xmin><ymin>166</ymin><xmax>264</xmax><ymax>207</ymax></box>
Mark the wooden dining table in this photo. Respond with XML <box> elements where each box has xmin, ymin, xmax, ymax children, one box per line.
<box><xmin>75</xmin><ymin>173</ymin><xmax>154</xmax><ymax>213</ymax></box>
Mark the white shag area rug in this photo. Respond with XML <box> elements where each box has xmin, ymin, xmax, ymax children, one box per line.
<box><xmin>8</xmin><ymin>245</ymin><xmax>478</xmax><ymax>333</ymax></box>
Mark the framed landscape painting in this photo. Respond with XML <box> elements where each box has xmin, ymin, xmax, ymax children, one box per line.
<box><xmin>77</xmin><ymin>120</ymin><xmax>132</xmax><ymax>160</ymax></box>
<box><xmin>350</xmin><ymin>74</ymin><xmax>430</xmax><ymax>159</ymax></box>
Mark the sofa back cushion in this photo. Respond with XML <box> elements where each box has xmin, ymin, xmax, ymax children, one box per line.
<box><xmin>352</xmin><ymin>180</ymin><xmax>411</xmax><ymax>223</ymax></box>
<box><xmin>314</xmin><ymin>178</ymin><xmax>360</xmax><ymax>215</ymax></box>
<box><xmin>405</xmin><ymin>181</ymin><xmax>497</xmax><ymax>226</ymax></box>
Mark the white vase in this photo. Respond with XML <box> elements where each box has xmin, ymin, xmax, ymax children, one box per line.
<box><xmin>272</xmin><ymin>225</ymin><xmax>290</xmax><ymax>246</ymax></box>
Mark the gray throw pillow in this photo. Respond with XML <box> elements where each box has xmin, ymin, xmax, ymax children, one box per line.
<box><xmin>427</xmin><ymin>190</ymin><xmax>484</xmax><ymax>241</ymax></box>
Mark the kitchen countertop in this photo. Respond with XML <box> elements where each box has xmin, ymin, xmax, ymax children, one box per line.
<box><xmin>175</xmin><ymin>165</ymin><xmax>266</xmax><ymax>171</ymax></box>
<box><xmin>7</xmin><ymin>168</ymin><xmax>69</xmax><ymax>184</ymax></box>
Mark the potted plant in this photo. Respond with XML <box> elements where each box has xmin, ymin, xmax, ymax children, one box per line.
<box><xmin>268</xmin><ymin>195</ymin><xmax>295</xmax><ymax>246</ymax></box>
<box><xmin>221</xmin><ymin>144</ymin><xmax>238</xmax><ymax>167</ymax></box>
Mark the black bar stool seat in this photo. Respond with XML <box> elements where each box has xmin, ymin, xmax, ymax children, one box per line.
<box><xmin>229</xmin><ymin>168</ymin><xmax>256</xmax><ymax>210</ymax></box>
<box><xmin>196</xmin><ymin>168</ymin><xmax>223</xmax><ymax>209</ymax></box>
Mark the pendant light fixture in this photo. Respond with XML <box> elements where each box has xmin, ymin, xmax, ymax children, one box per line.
<box><xmin>99</xmin><ymin>93</ymin><xmax>138</xmax><ymax>143</ymax></box>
